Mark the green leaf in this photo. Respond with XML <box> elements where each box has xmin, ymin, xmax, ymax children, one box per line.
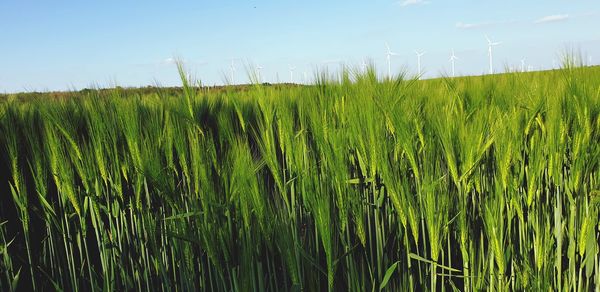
<box><xmin>346</xmin><ymin>178</ymin><xmax>362</xmax><ymax>184</ymax></box>
<box><xmin>11</xmin><ymin>268</ymin><xmax>21</xmax><ymax>291</ymax></box>
<box><xmin>409</xmin><ymin>253</ymin><xmax>461</xmax><ymax>273</ymax></box>
<box><xmin>379</xmin><ymin>261</ymin><xmax>399</xmax><ymax>291</ymax></box>
<box><xmin>333</xmin><ymin>243</ymin><xmax>360</xmax><ymax>267</ymax></box>
<box><xmin>163</xmin><ymin>211</ymin><xmax>203</xmax><ymax>221</ymax></box>
<box><xmin>37</xmin><ymin>192</ymin><xmax>57</xmax><ymax>217</ymax></box>
<box><xmin>579</xmin><ymin>216</ymin><xmax>589</xmax><ymax>257</ymax></box>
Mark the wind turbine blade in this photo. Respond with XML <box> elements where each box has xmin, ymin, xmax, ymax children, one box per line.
<box><xmin>485</xmin><ymin>34</ymin><xmax>492</xmax><ymax>44</ymax></box>
<box><xmin>386</xmin><ymin>42</ymin><xmax>395</xmax><ymax>55</ymax></box>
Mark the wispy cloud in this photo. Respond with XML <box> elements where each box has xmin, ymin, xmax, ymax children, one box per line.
<box><xmin>458</xmin><ymin>12</ymin><xmax>581</xmax><ymax>30</ymax></box>
<box><xmin>456</xmin><ymin>20</ymin><xmax>516</xmax><ymax>30</ymax></box>
<box><xmin>455</xmin><ymin>22</ymin><xmax>488</xmax><ymax>29</ymax></box>
<box><xmin>398</xmin><ymin>0</ymin><xmax>430</xmax><ymax>7</ymax></box>
<box><xmin>534</xmin><ymin>14</ymin><xmax>569</xmax><ymax>24</ymax></box>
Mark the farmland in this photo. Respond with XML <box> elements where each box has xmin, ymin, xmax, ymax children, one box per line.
<box><xmin>1</xmin><ymin>64</ymin><xmax>599</xmax><ymax>291</ymax></box>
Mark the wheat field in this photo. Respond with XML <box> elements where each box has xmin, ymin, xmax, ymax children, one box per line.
<box><xmin>1</xmin><ymin>63</ymin><xmax>599</xmax><ymax>291</ymax></box>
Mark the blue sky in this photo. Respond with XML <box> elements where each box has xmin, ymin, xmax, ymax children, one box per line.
<box><xmin>1</xmin><ymin>1</ymin><xmax>599</xmax><ymax>92</ymax></box>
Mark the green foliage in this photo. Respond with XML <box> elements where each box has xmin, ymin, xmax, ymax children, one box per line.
<box><xmin>0</xmin><ymin>64</ymin><xmax>599</xmax><ymax>291</ymax></box>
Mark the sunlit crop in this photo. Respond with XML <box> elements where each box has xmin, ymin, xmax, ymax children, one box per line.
<box><xmin>0</xmin><ymin>62</ymin><xmax>599</xmax><ymax>291</ymax></box>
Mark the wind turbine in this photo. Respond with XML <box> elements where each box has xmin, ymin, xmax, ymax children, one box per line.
<box><xmin>449</xmin><ymin>49</ymin><xmax>458</xmax><ymax>77</ymax></box>
<box><xmin>303</xmin><ymin>71</ymin><xmax>308</xmax><ymax>84</ymax></box>
<box><xmin>385</xmin><ymin>42</ymin><xmax>398</xmax><ymax>78</ymax></box>
<box><xmin>289</xmin><ymin>65</ymin><xmax>296</xmax><ymax>83</ymax></box>
<box><xmin>255</xmin><ymin>63</ymin><xmax>264</xmax><ymax>83</ymax></box>
<box><xmin>520</xmin><ymin>58</ymin><xmax>526</xmax><ymax>72</ymax></box>
<box><xmin>485</xmin><ymin>35</ymin><xmax>501</xmax><ymax>74</ymax></box>
<box><xmin>361</xmin><ymin>59</ymin><xmax>368</xmax><ymax>72</ymax></box>
<box><xmin>415</xmin><ymin>50</ymin><xmax>426</xmax><ymax>77</ymax></box>
<box><xmin>230</xmin><ymin>59</ymin><xmax>236</xmax><ymax>84</ymax></box>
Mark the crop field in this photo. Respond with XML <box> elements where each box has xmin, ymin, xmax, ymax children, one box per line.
<box><xmin>0</xmin><ymin>64</ymin><xmax>599</xmax><ymax>291</ymax></box>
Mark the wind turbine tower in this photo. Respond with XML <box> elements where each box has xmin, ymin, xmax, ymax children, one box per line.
<box><xmin>415</xmin><ymin>50</ymin><xmax>426</xmax><ymax>77</ymax></box>
<box><xmin>256</xmin><ymin>63</ymin><xmax>264</xmax><ymax>83</ymax></box>
<box><xmin>289</xmin><ymin>65</ymin><xmax>296</xmax><ymax>83</ymax></box>
<box><xmin>485</xmin><ymin>35</ymin><xmax>501</xmax><ymax>74</ymax></box>
<box><xmin>449</xmin><ymin>50</ymin><xmax>458</xmax><ymax>77</ymax></box>
<box><xmin>385</xmin><ymin>42</ymin><xmax>398</xmax><ymax>78</ymax></box>
<box><xmin>230</xmin><ymin>59</ymin><xmax>236</xmax><ymax>84</ymax></box>
<box><xmin>521</xmin><ymin>59</ymin><xmax>526</xmax><ymax>72</ymax></box>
